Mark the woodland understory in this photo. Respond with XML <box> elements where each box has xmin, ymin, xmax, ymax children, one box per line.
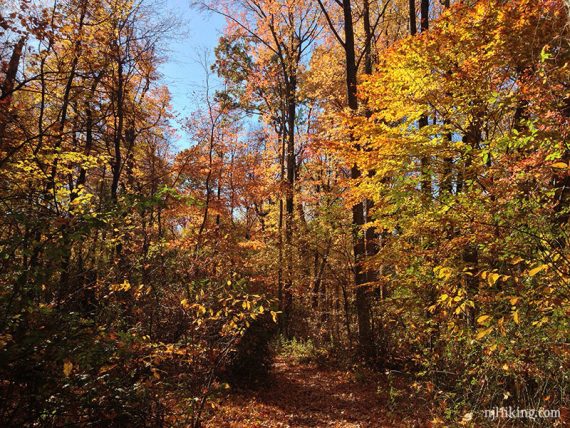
<box><xmin>0</xmin><ymin>0</ymin><xmax>569</xmax><ymax>426</ymax></box>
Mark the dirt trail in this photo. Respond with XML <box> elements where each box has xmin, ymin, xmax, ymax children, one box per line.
<box><xmin>204</xmin><ymin>357</ymin><xmax>429</xmax><ymax>427</ymax></box>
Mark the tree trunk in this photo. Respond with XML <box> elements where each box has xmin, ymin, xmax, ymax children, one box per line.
<box><xmin>277</xmin><ymin>119</ymin><xmax>285</xmax><ymax>332</ymax></box>
<box><xmin>283</xmin><ymin>76</ymin><xmax>297</xmax><ymax>337</ymax></box>
<box><xmin>409</xmin><ymin>0</ymin><xmax>417</xmax><ymax>36</ymax></box>
<box><xmin>419</xmin><ymin>0</ymin><xmax>431</xmax><ymax>199</ymax></box>
<box><xmin>0</xmin><ymin>37</ymin><xmax>25</xmax><ymax>161</ymax></box>
<box><xmin>344</xmin><ymin>0</ymin><xmax>375</xmax><ymax>363</ymax></box>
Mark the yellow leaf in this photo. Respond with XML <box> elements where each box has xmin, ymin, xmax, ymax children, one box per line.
<box><xmin>477</xmin><ymin>315</ymin><xmax>490</xmax><ymax>324</ymax></box>
<box><xmin>513</xmin><ymin>310</ymin><xmax>520</xmax><ymax>324</ymax></box>
<box><xmin>551</xmin><ymin>162</ymin><xmax>568</xmax><ymax>169</ymax></box>
<box><xmin>487</xmin><ymin>272</ymin><xmax>500</xmax><ymax>286</ymax></box>
<box><xmin>475</xmin><ymin>327</ymin><xmax>493</xmax><ymax>340</ymax></box>
<box><xmin>529</xmin><ymin>264</ymin><xmax>548</xmax><ymax>277</ymax></box>
<box><xmin>109</xmin><ymin>279</ymin><xmax>131</xmax><ymax>292</ymax></box>
<box><xmin>509</xmin><ymin>297</ymin><xmax>519</xmax><ymax>305</ymax></box>
<box><xmin>434</xmin><ymin>266</ymin><xmax>451</xmax><ymax>280</ymax></box>
<box><xmin>63</xmin><ymin>360</ymin><xmax>73</xmax><ymax>377</ymax></box>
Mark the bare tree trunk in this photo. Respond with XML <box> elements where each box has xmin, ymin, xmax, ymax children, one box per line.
<box><xmin>441</xmin><ymin>1</ymin><xmax>453</xmax><ymax>194</ymax></box>
<box><xmin>277</xmin><ymin>117</ymin><xmax>286</xmax><ymax>331</ymax></box>
<box><xmin>55</xmin><ymin>3</ymin><xmax>88</xmax><ymax>305</ymax></box>
<box><xmin>283</xmin><ymin>76</ymin><xmax>297</xmax><ymax>337</ymax></box>
<box><xmin>343</xmin><ymin>0</ymin><xmax>375</xmax><ymax>363</ymax></box>
<box><xmin>419</xmin><ymin>0</ymin><xmax>431</xmax><ymax>199</ymax></box>
<box><xmin>409</xmin><ymin>0</ymin><xmax>417</xmax><ymax>35</ymax></box>
<box><xmin>111</xmin><ymin>59</ymin><xmax>124</xmax><ymax>203</ymax></box>
<box><xmin>0</xmin><ymin>37</ymin><xmax>25</xmax><ymax>163</ymax></box>
<box><xmin>462</xmin><ymin>124</ymin><xmax>481</xmax><ymax>328</ymax></box>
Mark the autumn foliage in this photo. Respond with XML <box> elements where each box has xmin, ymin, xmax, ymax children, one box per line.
<box><xmin>0</xmin><ymin>0</ymin><xmax>568</xmax><ymax>426</ymax></box>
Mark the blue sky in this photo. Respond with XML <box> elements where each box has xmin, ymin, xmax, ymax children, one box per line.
<box><xmin>159</xmin><ymin>0</ymin><xmax>225</xmax><ymax>146</ymax></box>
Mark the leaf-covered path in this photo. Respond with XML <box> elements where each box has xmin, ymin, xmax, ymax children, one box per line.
<box><xmin>205</xmin><ymin>357</ymin><xmax>429</xmax><ymax>427</ymax></box>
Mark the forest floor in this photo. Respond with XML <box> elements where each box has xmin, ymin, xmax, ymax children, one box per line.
<box><xmin>204</xmin><ymin>357</ymin><xmax>432</xmax><ymax>427</ymax></box>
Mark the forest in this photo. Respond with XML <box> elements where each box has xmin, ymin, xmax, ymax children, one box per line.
<box><xmin>0</xmin><ymin>0</ymin><xmax>569</xmax><ymax>426</ymax></box>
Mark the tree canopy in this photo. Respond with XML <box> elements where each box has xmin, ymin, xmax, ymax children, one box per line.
<box><xmin>0</xmin><ymin>0</ymin><xmax>568</xmax><ymax>426</ymax></box>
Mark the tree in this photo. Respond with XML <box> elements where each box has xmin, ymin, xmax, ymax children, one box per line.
<box><xmin>203</xmin><ymin>0</ymin><xmax>320</xmax><ymax>334</ymax></box>
<box><xmin>346</xmin><ymin>0</ymin><xmax>569</xmax><ymax>410</ymax></box>
<box><xmin>316</xmin><ymin>0</ymin><xmax>393</xmax><ymax>362</ymax></box>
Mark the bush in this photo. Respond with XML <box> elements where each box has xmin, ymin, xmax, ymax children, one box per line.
<box><xmin>276</xmin><ymin>337</ymin><xmax>330</xmax><ymax>365</ymax></box>
<box><xmin>223</xmin><ymin>313</ymin><xmax>277</xmax><ymax>388</ymax></box>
